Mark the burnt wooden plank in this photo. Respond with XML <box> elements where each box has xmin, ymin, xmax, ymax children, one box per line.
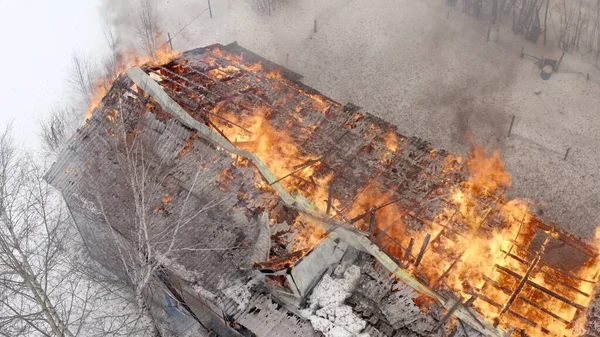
<box><xmin>494</xmin><ymin>264</ymin><xmax>586</xmax><ymax>311</ymax></box>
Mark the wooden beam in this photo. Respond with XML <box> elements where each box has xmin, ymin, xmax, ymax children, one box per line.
<box><xmin>556</xmin><ymin>52</ymin><xmax>565</xmax><ymax>71</ymax></box>
<box><xmin>326</xmin><ymin>187</ymin><xmax>334</xmax><ymax>215</ymax></box>
<box><xmin>396</xmin><ymin>237</ymin><xmax>415</xmax><ymax>269</ymax></box>
<box><xmin>497</xmin><ymin>236</ymin><xmax>550</xmax><ymax>321</ymax></box>
<box><xmin>270</xmin><ymin>157</ymin><xmax>322</xmax><ymax>185</ymax></box>
<box><xmin>507</xmin><ymin>115</ymin><xmax>516</xmax><ymax>137</ymax></box>
<box><xmin>484</xmin><ymin>276</ymin><xmax>571</xmax><ymax>325</ymax></box>
<box><xmin>531</xmin><ymin>217</ymin><xmax>597</xmax><ymax>257</ymax></box>
<box><xmin>504</xmin><ymin>221</ymin><xmax>522</xmax><ymax>259</ymax></box>
<box><xmin>404</xmin><ymin>238</ymin><xmax>414</xmax><ymax>263</ymax></box>
<box><xmin>506</xmin><ymin>239</ymin><xmax>596</xmax><ymax>284</ymax></box>
<box><xmin>478</xmin><ymin>294</ymin><xmax>538</xmax><ymax>328</ymax></box>
<box><xmin>368</xmin><ymin>209</ymin><xmax>376</xmax><ymax>238</ymax></box>
<box><xmin>349</xmin><ymin>197</ymin><xmax>406</xmax><ymax>224</ymax></box>
<box><xmin>436</xmin><ymin>297</ymin><xmax>464</xmax><ymax>330</ymax></box>
<box><xmin>501</xmin><ymin>249</ymin><xmax>591</xmax><ymax>296</ymax></box>
<box><xmin>377</xmin><ymin>228</ymin><xmax>408</xmax><ymax>255</ymax></box>
<box><xmin>433</xmin><ymin>254</ymin><xmax>462</xmax><ymax>288</ymax></box>
<box><xmin>494</xmin><ymin>264</ymin><xmax>585</xmax><ymax>311</ymax></box>
<box><xmin>414</xmin><ymin>234</ymin><xmax>431</xmax><ymax>268</ymax></box>
<box><xmin>564</xmin><ymin>147</ymin><xmax>571</xmax><ymax>161</ymax></box>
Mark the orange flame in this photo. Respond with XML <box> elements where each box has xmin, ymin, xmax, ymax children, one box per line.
<box><xmin>465</xmin><ymin>145</ymin><xmax>512</xmax><ymax>193</ymax></box>
<box><xmin>85</xmin><ymin>40</ymin><xmax>182</xmax><ymax>121</ymax></box>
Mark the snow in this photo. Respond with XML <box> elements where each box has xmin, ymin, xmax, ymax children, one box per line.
<box><xmin>157</xmin><ymin>0</ymin><xmax>600</xmax><ymax>239</ymax></box>
<box><xmin>309</xmin><ymin>271</ymin><xmax>353</xmax><ymax>310</ymax></box>
<box><xmin>305</xmin><ymin>265</ymin><xmax>368</xmax><ymax>337</ymax></box>
<box><xmin>309</xmin><ymin>315</ymin><xmax>335</xmax><ymax>332</ymax></box>
<box><xmin>330</xmin><ymin>305</ymin><xmax>367</xmax><ymax>334</ymax></box>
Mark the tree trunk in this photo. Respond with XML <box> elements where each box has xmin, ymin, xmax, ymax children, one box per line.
<box><xmin>136</xmin><ymin>284</ymin><xmax>162</xmax><ymax>337</ymax></box>
<box><xmin>512</xmin><ymin>0</ymin><xmax>517</xmax><ymax>32</ymax></box>
<box><xmin>596</xmin><ymin>0</ymin><xmax>600</xmax><ymax>63</ymax></box>
<box><xmin>493</xmin><ymin>0</ymin><xmax>499</xmax><ymax>24</ymax></box>
<box><xmin>544</xmin><ymin>0</ymin><xmax>550</xmax><ymax>44</ymax></box>
<box><xmin>2</xmin><ymin>241</ymin><xmax>76</xmax><ymax>337</ymax></box>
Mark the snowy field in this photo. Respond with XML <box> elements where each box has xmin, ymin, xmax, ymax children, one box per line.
<box><xmin>159</xmin><ymin>0</ymin><xmax>600</xmax><ymax>239</ymax></box>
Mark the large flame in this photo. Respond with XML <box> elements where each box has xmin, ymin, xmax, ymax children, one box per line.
<box><xmin>85</xmin><ymin>40</ymin><xmax>181</xmax><ymax>121</ymax></box>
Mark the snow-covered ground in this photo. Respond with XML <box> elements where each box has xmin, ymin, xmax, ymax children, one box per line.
<box><xmin>160</xmin><ymin>0</ymin><xmax>600</xmax><ymax>239</ymax></box>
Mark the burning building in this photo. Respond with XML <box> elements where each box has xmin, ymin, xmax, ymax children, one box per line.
<box><xmin>46</xmin><ymin>42</ymin><xmax>600</xmax><ymax>337</ymax></box>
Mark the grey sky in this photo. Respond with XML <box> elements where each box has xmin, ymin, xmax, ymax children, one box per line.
<box><xmin>0</xmin><ymin>0</ymin><xmax>105</xmax><ymax>150</ymax></box>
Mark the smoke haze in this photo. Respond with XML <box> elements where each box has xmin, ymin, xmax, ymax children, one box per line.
<box><xmin>96</xmin><ymin>0</ymin><xmax>600</xmax><ymax>234</ymax></box>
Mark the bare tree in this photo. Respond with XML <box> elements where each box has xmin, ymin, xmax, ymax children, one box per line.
<box><xmin>0</xmin><ymin>126</ymin><xmax>77</xmax><ymax>337</ymax></box>
<box><xmin>492</xmin><ymin>0</ymin><xmax>499</xmax><ymax>24</ymax></box>
<box><xmin>136</xmin><ymin>0</ymin><xmax>163</xmax><ymax>57</ymax></box>
<box><xmin>555</xmin><ymin>0</ymin><xmax>596</xmax><ymax>53</ymax></box>
<box><xmin>596</xmin><ymin>0</ymin><xmax>600</xmax><ymax>63</ymax></box>
<box><xmin>103</xmin><ymin>26</ymin><xmax>123</xmax><ymax>80</ymax></box>
<box><xmin>246</xmin><ymin>0</ymin><xmax>294</xmax><ymax>14</ymax></box>
<box><xmin>68</xmin><ymin>53</ymin><xmax>97</xmax><ymax>111</ymax></box>
<box><xmin>39</xmin><ymin>106</ymin><xmax>76</xmax><ymax>159</ymax></box>
<box><xmin>40</xmin><ymin>51</ymin><xmax>100</xmax><ymax>158</ymax></box>
<box><xmin>67</xmin><ymin>98</ymin><xmax>236</xmax><ymax>336</ymax></box>
<box><xmin>454</xmin><ymin>0</ymin><xmax>600</xmax><ymax>65</ymax></box>
<box><xmin>1</xmin><ymin>123</ymin><xmax>157</xmax><ymax>337</ymax></box>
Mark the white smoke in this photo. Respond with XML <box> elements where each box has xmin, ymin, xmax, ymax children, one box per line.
<box><xmin>99</xmin><ymin>0</ymin><xmax>215</xmax><ymax>54</ymax></box>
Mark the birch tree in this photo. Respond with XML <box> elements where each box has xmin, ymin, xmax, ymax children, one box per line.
<box><xmin>40</xmin><ymin>52</ymin><xmax>98</xmax><ymax>159</ymax></box>
<box><xmin>40</xmin><ymin>106</ymin><xmax>72</xmax><ymax>158</ymax></box>
<box><xmin>69</xmin><ymin>99</ymin><xmax>234</xmax><ymax>336</ymax></box>
<box><xmin>0</xmin><ymin>126</ymin><xmax>77</xmax><ymax>337</ymax></box>
<box><xmin>68</xmin><ymin>53</ymin><xmax>97</xmax><ymax>112</ymax></box>
<box><xmin>555</xmin><ymin>0</ymin><xmax>598</xmax><ymax>55</ymax></box>
<box><xmin>1</xmin><ymin>124</ymin><xmax>157</xmax><ymax>337</ymax></box>
<box><xmin>136</xmin><ymin>0</ymin><xmax>163</xmax><ymax>57</ymax></box>
<box><xmin>102</xmin><ymin>26</ymin><xmax>122</xmax><ymax>81</ymax></box>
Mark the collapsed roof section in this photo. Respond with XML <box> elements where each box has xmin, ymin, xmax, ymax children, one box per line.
<box><xmin>47</xmin><ymin>42</ymin><xmax>600</xmax><ymax>337</ymax></box>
